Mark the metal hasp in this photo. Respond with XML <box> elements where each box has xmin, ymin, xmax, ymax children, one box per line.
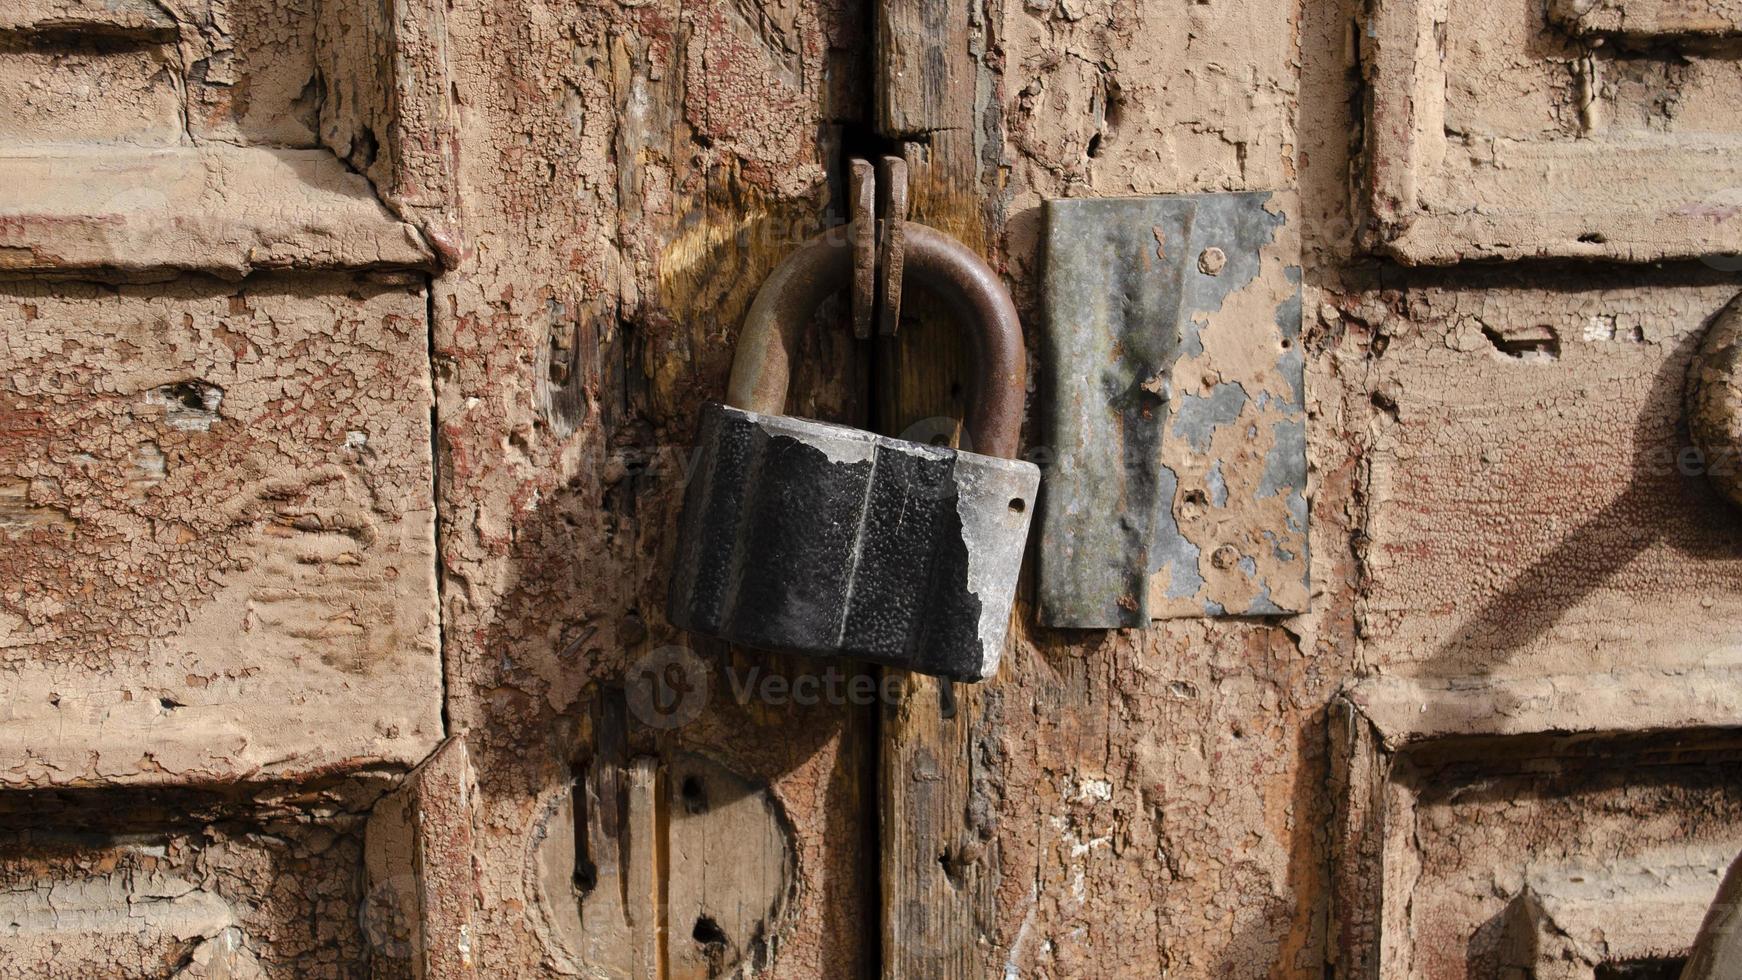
<box><xmin>667</xmin><ymin>221</ymin><xmax>1040</xmax><ymax>682</ymax></box>
<box><xmin>1037</xmin><ymin>191</ymin><xmax>1308</xmax><ymax>628</ymax></box>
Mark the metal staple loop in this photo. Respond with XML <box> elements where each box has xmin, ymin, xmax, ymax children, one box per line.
<box><xmin>876</xmin><ymin>155</ymin><xmax>908</xmax><ymax>336</ymax></box>
<box><xmin>847</xmin><ymin>156</ymin><xmax>912</xmax><ymax>339</ymax></box>
<box><xmin>724</xmin><ymin>219</ymin><xmax>1026</xmax><ymax>460</ymax></box>
<box><xmin>848</xmin><ymin>159</ymin><xmax>876</xmax><ymax>339</ymax></box>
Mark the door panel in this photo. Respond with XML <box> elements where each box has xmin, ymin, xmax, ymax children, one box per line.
<box><xmin>0</xmin><ymin>0</ymin><xmax>443</xmax><ymax>974</ymax></box>
<box><xmin>0</xmin><ymin>274</ymin><xmax>441</xmax><ymax>787</ymax></box>
<box><xmin>8</xmin><ymin>0</ymin><xmax>1742</xmax><ymax>975</ymax></box>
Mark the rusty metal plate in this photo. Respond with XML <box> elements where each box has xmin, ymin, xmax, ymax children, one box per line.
<box><xmin>1037</xmin><ymin>191</ymin><xmax>1307</xmax><ymax>628</ymax></box>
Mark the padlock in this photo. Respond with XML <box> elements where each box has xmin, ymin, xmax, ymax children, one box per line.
<box><xmin>666</xmin><ymin>222</ymin><xmax>1040</xmax><ymax>682</ymax></box>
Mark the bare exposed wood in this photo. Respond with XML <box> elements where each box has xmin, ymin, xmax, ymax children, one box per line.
<box><xmin>875</xmin><ymin>0</ymin><xmax>1000</xmax><ymax>975</ymax></box>
<box><xmin>874</xmin><ymin>0</ymin><xmax>968</xmax><ymax>139</ymax></box>
<box><xmin>624</xmin><ymin>757</ymin><xmax>660</xmax><ymax>980</ymax></box>
<box><xmin>527</xmin><ymin>693</ymin><xmax>798</xmax><ymax>978</ymax></box>
<box><xmin>664</xmin><ymin>750</ymin><xmax>796</xmax><ymax>979</ymax></box>
<box><xmin>881</xmin><ymin>677</ymin><xmax>993</xmax><ymax>978</ymax></box>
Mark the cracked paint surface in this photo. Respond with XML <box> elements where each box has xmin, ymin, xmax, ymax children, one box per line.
<box><xmin>10</xmin><ymin>0</ymin><xmax>1742</xmax><ymax>973</ymax></box>
<box><xmin>0</xmin><ymin>274</ymin><xmax>442</xmax><ymax>788</ymax></box>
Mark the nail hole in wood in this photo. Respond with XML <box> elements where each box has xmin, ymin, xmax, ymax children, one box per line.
<box><xmin>681</xmin><ymin>775</ymin><xmax>708</xmax><ymax>814</ymax></box>
<box><xmin>692</xmin><ymin>915</ymin><xmax>727</xmax><ymax>948</ymax></box>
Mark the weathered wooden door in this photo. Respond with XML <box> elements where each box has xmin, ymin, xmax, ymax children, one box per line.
<box><xmin>7</xmin><ymin>0</ymin><xmax>1742</xmax><ymax>976</ymax></box>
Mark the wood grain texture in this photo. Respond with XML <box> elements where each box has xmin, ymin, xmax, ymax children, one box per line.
<box><xmin>874</xmin><ymin>1</ymin><xmax>1001</xmax><ymax>975</ymax></box>
<box><xmin>14</xmin><ymin>0</ymin><xmax>1742</xmax><ymax>973</ymax></box>
<box><xmin>524</xmin><ymin>693</ymin><xmax>804</xmax><ymax>979</ymax></box>
<box><xmin>875</xmin><ymin>0</ymin><xmax>967</xmax><ymax>138</ymax></box>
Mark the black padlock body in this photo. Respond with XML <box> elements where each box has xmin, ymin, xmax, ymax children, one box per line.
<box><xmin>667</xmin><ymin>403</ymin><xmax>1037</xmax><ymax>681</ymax></box>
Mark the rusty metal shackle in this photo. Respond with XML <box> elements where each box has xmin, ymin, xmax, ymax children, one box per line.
<box><xmin>726</xmin><ymin>221</ymin><xmax>1026</xmax><ymax>459</ymax></box>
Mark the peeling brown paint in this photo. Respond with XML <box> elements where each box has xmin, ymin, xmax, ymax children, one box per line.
<box><xmin>0</xmin><ymin>274</ymin><xmax>441</xmax><ymax>788</ymax></box>
<box><xmin>7</xmin><ymin>0</ymin><xmax>1742</xmax><ymax>973</ymax></box>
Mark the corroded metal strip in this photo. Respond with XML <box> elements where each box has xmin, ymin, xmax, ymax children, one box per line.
<box><xmin>1037</xmin><ymin>191</ymin><xmax>1307</xmax><ymax>627</ymax></box>
<box><xmin>849</xmin><ymin>159</ymin><xmax>876</xmax><ymax>340</ymax></box>
<box><xmin>877</xmin><ymin>155</ymin><xmax>909</xmax><ymax>336</ymax></box>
